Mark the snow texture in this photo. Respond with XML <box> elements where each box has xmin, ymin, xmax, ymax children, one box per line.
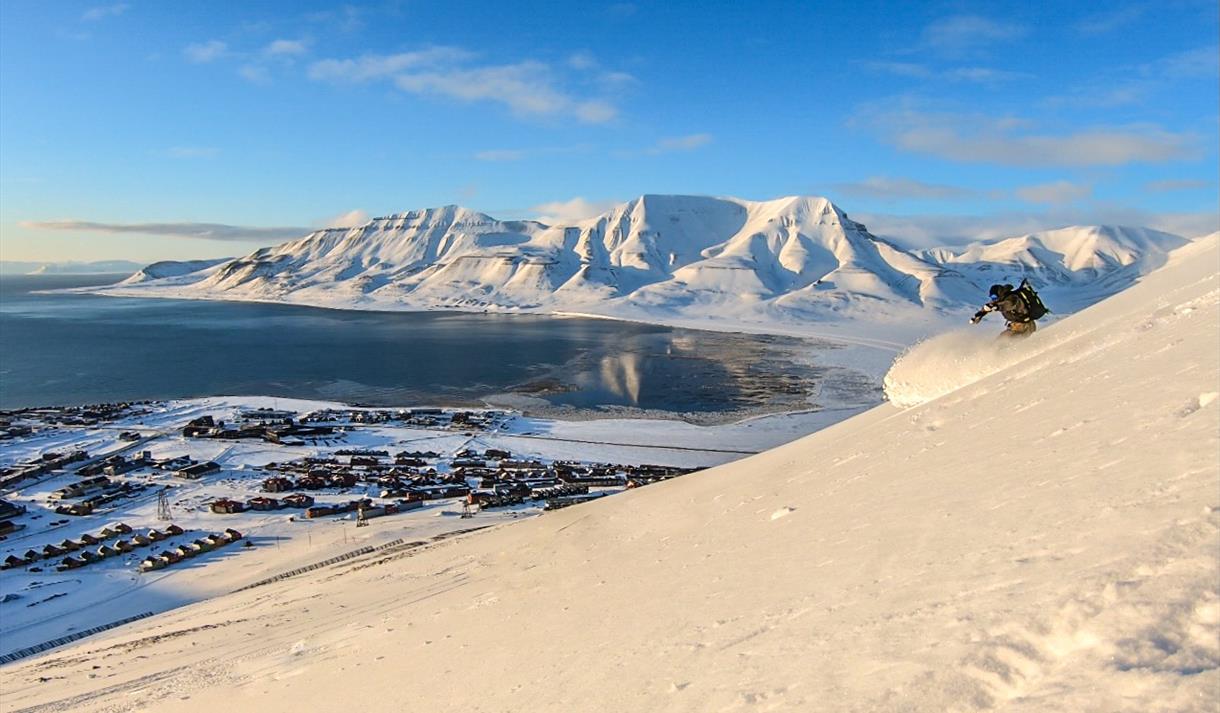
<box><xmin>0</xmin><ymin>235</ymin><xmax>1214</xmax><ymax>712</ymax></box>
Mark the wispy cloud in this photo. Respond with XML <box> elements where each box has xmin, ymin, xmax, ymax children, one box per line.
<box><xmin>922</xmin><ymin>15</ymin><xmax>1026</xmax><ymax>56</ymax></box>
<box><xmin>856</xmin><ymin>207</ymin><xmax>1218</xmax><ymax>249</ymax></box>
<box><xmin>862</xmin><ymin>104</ymin><xmax>1196</xmax><ymax>167</ymax></box>
<box><xmin>649</xmin><ymin>133</ymin><xmax>713</xmax><ymax>154</ymax></box>
<box><xmin>833</xmin><ymin>176</ymin><xmax>975</xmax><ymax>201</ymax></box>
<box><xmin>165</xmin><ymin>146</ymin><xmax>219</xmax><ymax>159</ymax></box>
<box><xmin>1044</xmin><ymin>45</ymin><xmax>1218</xmax><ymax>109</ymax></box>
<box><xmin>474</xmin><ymin>149</ymin><xmax>529</xmax><ymax>162</ymax></box>
<box><xmin>394</xmin><ymin>62</ymin><xmax>617</xmax><ymax>122</ymax></box>
<box><xmin>20</xmin><ymin>220</ymin><xmax>309</xmax><ymax>243</ymax></box>
<box><xmin>264</xmin><ymin>39</ymin><xmax>309</xmax><ymax>58</ymax></box>
<box><xmin>1144</xmin><ymin>178</ymin><xmax>1210</xmax><ymax>193</ymax></box>
<box><xmin>531</xmin><ymin>197</ymin><xmax>620</xmax><ymax>224</ymax></box>
<box><xmin>308</xmin><ymin>47</ymin><xmax>472</xmax><ymax>82</ymax></box>
<box><xmin>82</xmin><ymin>3</ymin><xmax>128</xmax><ymax>21</ymax></box>
<box><xmin>238</xmin><ymin>65</ymin><xmax>271</xmax><ymax>83</ymax></box>
<box><xmin>316</xmin><ymin>210</ymin><xmax>369</xmax><ymax>228</ymax></box>
<box><xmin>1075</xmin><ymin>5</ymin><xmax>1144</xmax><ymax>35</ymax></box>
<box><xmin>310</xmin><ymin>49</ymin><xmax>624</xmax><ymax>124</ymax></box>
<box><xmin>184</xmin><ymin>40</ymin><xmax>227</xmax><ymax>64</ymax></box>
<box><xmin>1014</xmin><ymin>180</ymin><xmax>1092</xmax><ymax>204</ymax></box>
<box><xmin>864</xmin><ymin>61</ymin><xmax>1028</xmax><ymax>84</ymax></box>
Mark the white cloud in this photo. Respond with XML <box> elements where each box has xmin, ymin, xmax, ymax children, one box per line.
<box><xmin>531</xmin><ymin>197</ymin><xmax>621</xmax><ymax>224</ymax></box>
<box><xmin>395</xmin><ymin>61</ymin><xmax>617</xmax><ymax>123</ymax></box>
<box><xmin>943</xmin><ymin>67</ymin><xmax>1028</xmax><ymax>83</ymax></box>
<box><xmin>184</xmin><ymin>40</ymin><xmax>227</xmax><ymax>64</ymax></box>
<box><xmin>856</xmin><ymin>207</ymin><xmax>1218</xmax><ymax>249</ymax></box>
<box><xmin>20</xmin><ymin>220</ymin><xmax>309</xmax><ymax>243</ymax></box>
<box><xmin>316</xmin><ymin>210</ymin><xmax>370</xmax><ymax>229</ymax></box>
<box><xmin>922</xmin><ymin>15</ymin><xmax>1026</xmax><ymax>56</ymax></box>
<box><xmin>865</xmin><ymin>106</ymin><xmax>1196</xmax><ymax>167</ymax></box>
<box><xmin>311</xmin><ymin>49</ymin><xmax>622</xmax><ymax>124</ymax></box>
<box><xmin>568</xmin><ymin>51</ymin><xmax>597</xmax><ymax>70</ymax></box>
<box><xmin>1014</xmin><ymin>180</ymin><xmax>1093</xmax><ymax>204</ymax></box>
<box><xmin>308</xmin><ymin>48</ymin><xmax>474</xmax><ymax>82</ymax></box>
<box><xmin>864</xmin><ymin>62</ymin><xmax>1025</xmax><ymax>84</ymax></box>
<box><xmin>82</xmin><ymin>3</ymin><xmax>128</xmax><ymax>21</ymax></box>
<box><xmin>165</xmin><ymin>146</ymin><xmax>219</xmax><ymax>159</ymax></box>
<box><xmin>1075</xmin><ymin>6</ymin><xmax>1144</xmax><ymax>35</ymax></box>
<box><xmin>649</xmin><ymin>133</ymin><xmax>713</xmax><ymax>154</ymax></box>
<box><xmin>238</xmin><ymin>65</ymin><xmax>270</xmax><ymax>83</ymax></box>
<box><xmin>863</xmin><ymin>61</ymin><xmax>933</xmax><ymax>78</ymax></box>
<box><xmin>265</xmin><ymin>39</ymin><xmax>309</xmax><ymax>58</ymax></box>
<box><xmin>834</xmin><ymin>176</ymin><xmax>974</xmax><ymax>201</ymax></box>
<box><xmin>474</xmin><ymin>149</ymin><xmax>528</xmax><ymax>162</ymax></box>
<box><xmin>1144</xmin><ymin>179</ymin><xmax>1210</xmax><ymax>193</ymax></box>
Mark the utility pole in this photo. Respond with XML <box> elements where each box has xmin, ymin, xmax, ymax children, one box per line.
<box><xmin>156</xmin><ymin>488</ymin><xmax>172</xmax><ymax>521</ymax></box>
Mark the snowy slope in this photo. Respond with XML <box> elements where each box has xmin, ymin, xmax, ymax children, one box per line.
<box><xmin>3</xmin><ymin>239</ymin><xmax>1215</xmax><ymax>711</ymax></box>
<box><xmin>120</xmin><ymin>258</ymin><xmax>231</xmax><ymax>284</ymax></box>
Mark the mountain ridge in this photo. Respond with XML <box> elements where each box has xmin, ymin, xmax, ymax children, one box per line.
<box><xmin>86</xmin><ymin>195</ymin><xmax>1191</xmax><ymax>339</ymax></box>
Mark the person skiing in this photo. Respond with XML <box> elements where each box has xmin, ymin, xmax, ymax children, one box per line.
<box><xmin>970</xmin><ymin>281</ymin><xmax>1045</xmax><ymax>337</ymax></box>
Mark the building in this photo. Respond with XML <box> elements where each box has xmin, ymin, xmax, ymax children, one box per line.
<box><xmin>176</xmin><ymin>461</ymin><xmax>220</xmax><ymax>479</ymax></box>
<box><xmin>210</xmin><ymin>498</ymin><xmax>245</xmax><ymax>514</ymax></box>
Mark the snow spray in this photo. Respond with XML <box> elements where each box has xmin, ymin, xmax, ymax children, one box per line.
<box><xmin>882</xmin><ymin>329</ymin><xmax>1035</xmax><ymax>408</ymax></box>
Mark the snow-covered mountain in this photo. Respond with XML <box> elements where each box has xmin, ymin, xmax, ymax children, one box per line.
<box><xmin>0</xmin><ymin>259</ymin><xmax>144</xmax><ymax>276</ymax></box>
<box><xmin>121</xmin><ymin>257</ymin><xmax>231</xmax><ymax>284</ymax></box>
<box><xmin>96</xmin><ymin>196</ymin><xmax>1192</xmax><ymax>338</ymax></box>
<box><xmin>920</xmin><ymin>225</ymin><xmax>1189</xmax><ymax>311</ymax></box>
<box><xmin>7</xmin><ymin>235</ymin><xmax>1215</xmax><ymax>713</ymax></box>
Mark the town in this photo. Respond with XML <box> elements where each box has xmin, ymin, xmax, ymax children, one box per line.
<box><xmin>0</xmin><ymin>397</ymin><xmax>714</xmax><ymax>660</ymax></box>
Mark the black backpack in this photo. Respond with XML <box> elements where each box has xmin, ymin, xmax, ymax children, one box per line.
<box><xmin>1014</xmin><ymin>278</ymin><xmax>1049</xmax><ymax>320</ymax></box>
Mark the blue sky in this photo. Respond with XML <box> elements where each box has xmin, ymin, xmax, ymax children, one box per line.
<box><xmin>1</xmin><ymin>0</ymin><xmax>1216</xmax><ymax>261</ymax></box>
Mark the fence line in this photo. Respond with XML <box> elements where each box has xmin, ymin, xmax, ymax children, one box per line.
<box><xmin>231</xmin><ymin>537</ymin><xmax>407</xmax><ymax>593</ymax></box>
<box><xmin>0</xmin><ymin>537</ymin><xmax>417</xmax><ymax>667</ymax></box>
<box><xmin>0</xmin><ymin>611</ymin><xmax>155</xmax><ymax>666</ymax></box>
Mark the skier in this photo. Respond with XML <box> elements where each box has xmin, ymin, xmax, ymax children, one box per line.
<box><xmin>970</xmin><ymin>280</ymin><xmax>1047</xmax><ymax>338</ymax></box>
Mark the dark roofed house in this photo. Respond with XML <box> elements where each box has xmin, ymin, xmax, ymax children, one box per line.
<box><xmin>131</xmin><ymin>533</ymin><xmax>152</xmax><ymax>547</ymax></box>
<box><xmin>165</xmin><ymin>524</ymin><xmax>185</xmax><ymax>536</ymax></box>
<box><xmin>246</xmin><ymin>496</ymin><xmax>280</xmax><ymax>511</ymax></box>
<box><xmin>2</xmin><ymin>554</ymin><xmax>27</xmax><ymax>570</ymax></box>
<box><xmin>221</xmin><ymin>528</ymin><xmax>243</xmax><ymax>543</ymax></box>
<box><xmin>176</xmin><ymin>461</ymin><xmax>220</xmax><ymax>479</ymax></box>
<box><xmin>281</xmin><ymin>493</ymin><xmax>314</xmax><ymax>508</ymax></box>
<box><xmin>210</xmin><ymin>498</ymin><xmax>245</xmax><ymax>514</ymax></box>
<box><xmin>41</xmin><ymin>544</ymin><xmax>66</xmax><ymax>558</ymax></box>
<box><xmin>96</xmin><ymin>545</ymin><xmax>119</xmax><ymax>558</ymax></box>
<box><xmin>79</xmin><ymin>533</ymin><xmax>100</xmax><ymax>545</ymax></box>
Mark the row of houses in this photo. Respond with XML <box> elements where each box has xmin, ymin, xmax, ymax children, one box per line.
<box><xmin>298</xmin><ymin>407</ymin><xmax>508</xmax><ymax>431</ymax></box>
<box><xmin>53</xmin><ymin>481</ymin><xmax>150</xmax><ymax>517</ymax></box>
<box><xmin>139</xmin><ymin>529</ymin><xmax>243</xmax><ymax>572</ymax></box>
<box><xmin>210</xmin><ymin>493</ymin><xmax>315</xmax><ymax>514</ymax></box>
<box><xmin>182</xmin><ymin>415</ymin><xmax>335</xmax><ymax>445</ymax></box>
<box><xmin>0</xmin><ymin>450</ymin><xmax>88</xmax><ymax>490</ymax></box>
<box><xmin>0</xmin><ymin>401</ymin><xmax>150</xmax><ymax>430</ymax></box>
<box><xmin>1</xmin><ymin>523</ymin><xmax>185</xmax><ymax>570</ymax></box>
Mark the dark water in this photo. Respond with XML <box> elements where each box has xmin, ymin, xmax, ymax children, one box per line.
<box><xmin>0</xmin><ymin>274</ymin><xmax>822</xmax><ymax>414</ymax></box>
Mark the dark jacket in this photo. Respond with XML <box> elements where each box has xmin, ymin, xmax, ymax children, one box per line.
<box><xmin>985</xmin><ymin>292</ymin><xmax>1032</xmax><ymax>323</ymax></box>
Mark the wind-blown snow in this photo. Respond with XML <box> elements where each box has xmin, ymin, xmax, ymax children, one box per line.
<box><xmin>3</xmin><ymin>237</ymin><xmax>1215</xmax><ymax>711</ymax></box>
<box><xmin>882</xmin><ymin>329</ymin><xmax>1040</xmax><ymax>408</ymax></box>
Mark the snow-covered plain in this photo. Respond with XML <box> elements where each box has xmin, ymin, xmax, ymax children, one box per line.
<box><xmin>76</xmin><ymin>196</ymin><xmax>1188</xmax><ymax>346</ymax></box>
<box><xmin>1</xmin><ymin>235</ymin><xmax>1214</xmax><ymax>711</ymax></box>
